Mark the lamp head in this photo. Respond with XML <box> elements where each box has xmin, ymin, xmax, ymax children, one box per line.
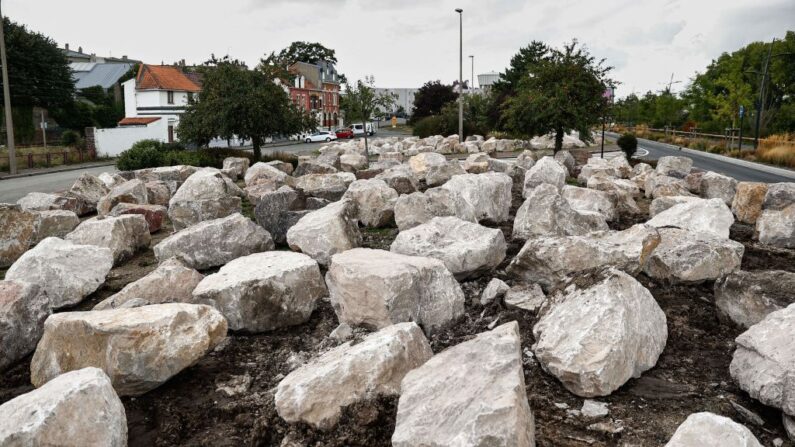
<box><xmin>455</xmin><ymin>8</ymin><xmax>463</xmax><ymax>13</ymax></box>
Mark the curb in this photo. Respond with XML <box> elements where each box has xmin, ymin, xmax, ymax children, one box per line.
<box><xmin>0</xmin><ymin>162</ymin><xmax>117</xmax><ymax>181</ymax></box>
<box><xmin>607</xmin><ymin>132</ymin><xmax>795</xmax><ymax>181</ymax></box>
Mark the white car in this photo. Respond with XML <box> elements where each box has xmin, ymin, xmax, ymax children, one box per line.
<box><xmin>351</xmin><ymin>123</ymin><xmax>375</xmax><ymax>136</ymax></box>
<box><xmin>304</xmin><ymin>131</ymin><xmax>337</xmax><ymax>143</ymax></box>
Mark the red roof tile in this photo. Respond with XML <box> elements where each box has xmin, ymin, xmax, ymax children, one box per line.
<box><xmin>136</xmin><ymin>64</ymin><xmax>201</xmax><ymax>92</ymax></box>
<box><xmin>118</xmin><ymin>117</ymin><xmax>161</xmax><ymax>126</ymax></box>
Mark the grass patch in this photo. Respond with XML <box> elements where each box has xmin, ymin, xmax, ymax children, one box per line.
<box><xmin>240</xmin><ymin>195</ymin><xmax>255</xmax><ymax>221</ymax></box>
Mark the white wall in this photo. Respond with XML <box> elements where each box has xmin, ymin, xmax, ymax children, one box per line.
<box><xmin>94</xmin><ymin>120</ymin><xmax>168</xmax><ymax>157</ymax></box>
<box><xmin>123</xmin><ymin>79</ymin><xmax>137</xmax><ymax>117</ymax></box>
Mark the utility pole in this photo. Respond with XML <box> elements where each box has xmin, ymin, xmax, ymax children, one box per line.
<box><xmin>469</xmin><ymin>55</ymin><xmax>474</xmax><ymax>91</ymax></box>
<box><xmin>0</xmin><ymin>0</ymin><xmax>16</xmax><ymax>174</ymax></box>
<box><xmin>455</xmin><ymin>8</ymin><xmax>463</xmax><ymax>143</ymax></box>
<box><xmin>753</xmin><ymin>41</ymin><xmax>773</xmax><ymax>150</ymax></box>
<box><xmin>738</xmin><ymin>105</ymin><xmax>745</xmax><ymax>151</ymax></box>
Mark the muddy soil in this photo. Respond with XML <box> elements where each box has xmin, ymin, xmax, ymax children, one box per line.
<box><xmin>2</xmin><ymin>189</ymin><xmax>793</xmax><ymax>446</ymax></box>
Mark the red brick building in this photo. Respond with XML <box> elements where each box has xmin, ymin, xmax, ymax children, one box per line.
<box><xmin>287</xmin><ymin>61</ymin><xmax>341</xmax><ymax>129</ymax></box>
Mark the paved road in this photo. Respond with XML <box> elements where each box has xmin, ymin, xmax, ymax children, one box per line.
<box><xmin>262</xmin><ymin>127</ymin><xmax>412</xmax><ymax>155</ymax></box>
<box><xmin>607</xmin><ymin>132</ymin><xmax>795</xmax><ymax>183</ymax></box>
<box><xmin>0</xmin><ymin>165</ymin><xmax>118</xmax><ymax>203</ymax></box>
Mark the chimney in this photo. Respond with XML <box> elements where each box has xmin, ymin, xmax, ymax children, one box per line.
<box><xmin>65</xmin><ymin>43</ymin><xmax>69</xmax><ymax>51</ymax></box>
<box><xmin>122</xmin><ymin>55</ymin><xmax>128</xmax><ymax>60</ymax></box>
<box><xmin>78</xmin><ymin>46</ymin><xmax>83</xmax><ymax>53</ymax></box>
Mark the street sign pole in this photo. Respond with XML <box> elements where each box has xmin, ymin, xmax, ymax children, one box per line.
<box><xmin>738</xmin><ymin>105</ymin><xmax>745</xmax><ymax>151</ymax></box>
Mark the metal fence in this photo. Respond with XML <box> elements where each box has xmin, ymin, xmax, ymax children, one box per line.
<box><xmin>0</xmin><ymin>148</ymin><xmax>97</xmax><ymax>171</ymax></box>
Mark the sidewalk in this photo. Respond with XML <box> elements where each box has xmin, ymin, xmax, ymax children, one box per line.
<box><xmin>0</xmin><ymin>160</ymin><xmax>117</xmax><ymax>180</ymax></box>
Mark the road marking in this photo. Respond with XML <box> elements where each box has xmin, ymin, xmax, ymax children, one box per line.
<box><xmin>636</xmin><ymin>148</ymin><xmax>649</xmax><ymax>157</ymax></box>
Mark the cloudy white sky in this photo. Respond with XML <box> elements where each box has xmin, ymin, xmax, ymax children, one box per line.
<box><xmin>6</xmin><ymin>0</ymin><xmax>793</xmax><ymax>97</ymax></box>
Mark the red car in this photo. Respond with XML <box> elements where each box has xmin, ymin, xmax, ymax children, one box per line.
<box><xmin>335</xmin><ymin>128</ymin><xmax>354</xmax><ymax>139</ymax></box>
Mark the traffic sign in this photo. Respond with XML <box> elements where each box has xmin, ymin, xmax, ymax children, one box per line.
<box><xmin>739</xmin><ymin>105</ymin><xmax>745</xmax><ymax>118</ymax></box>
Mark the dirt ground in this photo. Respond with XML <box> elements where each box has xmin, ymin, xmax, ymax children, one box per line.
<box><xmin>2</xmin><ymin>186</ymin><xmax>794</xmax><ymax>446</ymax></box>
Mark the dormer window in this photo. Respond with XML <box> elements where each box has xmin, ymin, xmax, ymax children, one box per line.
<box><xmin>167</xmin><ymin>91</ymin><xmax>174</xmax><ymax>104</ymax></box>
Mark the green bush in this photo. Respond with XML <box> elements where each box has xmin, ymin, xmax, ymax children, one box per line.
<box><xmin>60</xmin><ymin>130</ymin><xmax>81</xmax><ymax>147</ymax></box>
<box><xmin>412</xmin><ymin>115</ymin><xmax>446</xmax><ymax>138</ymax></box>
<box><xmin>116</xmin><ymin>139</ymin><xmax>256</xmax><ymax>171</ymax></box>
<box><xmin>616</xmin><ymin>133</ymin><xmax>638</xmax><ymax>159</ymax></box>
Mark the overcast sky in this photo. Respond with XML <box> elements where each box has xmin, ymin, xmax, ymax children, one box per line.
<box><xmin>6</xmin><ymin>0</ymin><xmax>793</xmax><ymax>97</ymax></box>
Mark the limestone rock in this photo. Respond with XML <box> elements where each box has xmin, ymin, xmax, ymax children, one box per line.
<box><xmin>266</xmin><ymin>160</ymin><xmax>294</xmax><ymax>175</ymax></box>
<box><xmin>68</xmin><ymin>173</ymin><xmax>110</xmax><ymax>211</ymax></box>
<box><xmin>375</xmin><ymin>164</ymin><xmax>418</xmax><ymax>194</ymax></box>
<box><xmin>294</xmin><ymin>172</ymin><xmax>355</xmax><ymax>201</ymax></box>
<box><xmin>524</xmin><ymin>156</ymin><xmax>567</xmax><ymax>195</ymax></box>
<box><xmin>286</xmin><ymin>199</ymin><xmax>361</xmax><ymax>266</ymax></box>
<box><xmin>0</xmin><ymin>280</ymin><xmax>50</xmax><ymax>371</ymax></box>
<box><xmin>649</xmin><ymin>196</ymin><xmax>703</xmax><ymax>217</ymax></box>
<box><xmin>513</xmin><ymin>183</ymin><xmax>607</xmax><ymax>241</ymax></box>
<box><xmin>562</xmin><ymin>185</ymin><xmax>617</xmax><ymax>221</ymax></box>
<box><xmin>16</xmin><ymin>192</ymin><xmax>79</xmax><ymax>212</ymax></box>
<box><xmin>516</xmin><ymin>150</ymin><xmax>536</xmax><ymax>170</ymax></box>
<box><xmin>509</xmin><ymin>224</ymin><xmax>660</xmax><ymax>288</ymax></box>
<box><xmin>192</xmin><ymin>252</ymin><xmax>327</xmax><ymax>332</ymax></box>
<box><xmin>732</xmin><ymin>182</ymin><xmax>768</xmax><ymax>224</ymax></box>
<box><xmin>108</xmin><ymin>203</ymin><xmax>167</xmax><ymax>233</ymax></box>
<box><xmin>646</xmin><ymin>198</ymin><xmax>734</xmax><ymax>239</ymax></box>
<box><xmin>98</xmin><ymin>172</ymin><xmax>126</xmax><ymax>189</ymax></box>
<box><xmin>326</xmin><ymin>248</ymin><xmax>465</xmax><ymax>334</ymax></box>
<box><xmin>223</xmin><ymin>157</ymin><xmax>250</xmax><ymax>178</ymax></box>
<box><xmin>168</xmin><ymin>170</ymin><xmax>242</xmax><ymax>230</ymax></box>
<box><xmin>730</xmin><ymin>303</ymin><xmax>795</xmax><ymax>416</ymax></box>
<box><xmin>643</xmin><ymin>228</ymin><xmax>743</xmax><ymax>283</ymax></box>
<box><xmin>533</xmin><ymin>270</ymin><xmax>667</xmax><ymax>397</ymax></box>
<box><xmin>293</xmin><ymin>160</ymin><xmax>338</xmax><ymax>177</ymax></box>
<box><xmin>656</xmin><ymin>156</ymin><xmax>693</xmax><ymax>178</ymax></box>
<box><xmin>763</xmin><ymin>183</ymin><xmax>795</xmax><ymax>211</ymax></box>
<box><xmin>555</xmin><ymin>150</ymin><xmax>577</xmax><ymax>176</ymax></box>
<box><xmin>504</xmin><ymin>283</ymin><xmax>546</xmax><ymax>312</ymax></box>
<box><xmin>665</xmin><ymin>412</ymin><xmax>761</xmax><ymax>447</ymax></box>
<box><xmin>392</xmin><ymin>322</ymin><xmax>535</xmax><ymax>447</ymax></box>
<box><xmin>425</xmin><ymin>160</ymin><xmax>466</xmax><ymax>187</ymax></box>
<box><xmin>645</xmin><ymin>174</ymin><xmax>693</xmax><ymax>199</ymax></box>
<box><xmin>390</xmin><ymin>216</ymin><xmax>506</xmax><ymax>280</ymax></box>
<box><xmin>756</xmin><ymin>205</ymin><xmax>795</xmax><ymax>248</ymax></box>
<box><xmin>30</xmin><ymin>209</ymin><xmax>79</xmax><ymax>244</ymax></box>
<box><xmin>134</xmin><ymin>165</ymin><xmax>197</xmax><ymax>184</ymax></box>
<box><xmin>276</xmin><ymin>322</ymin><xmax>432</xmax><ymax>429</ymax></box>
<box><xmin>408</xmin><ymin>152</ymin><xmax>447</xmax><ymax>178</ymax></box>
<box><xmin>339</xmin><ymin>152</ymin><xmax>368</xmax><ymax>172</ymax></box>
<box><xmin>394</xmin><ymin>187</ymin><xmax>477</xmax><ymax>231</ymax></box>
<box><xmin>341</xmin><ymin>179</ymin><xmax>398</xmax><ymax>228</ymax></box>
<box><xmin>144</xmin><ymin>180</ymin><xmax>173</xmax><ymax>206</ymax></box>
<box><xmin>0</xmin><ymin>204</ymin><xmax>36</xmax><ymax>267</ymax></box>
<box><xmin>97</xmin><ymin>179</ymin><xmax>148</xmax><ymax>216</ymax></box>
<box><xmin>244</xmin><ymin>180</ymin><xmax>279</xmax><ymax>206</ymax></box>
<box><xmin>699</xmin><ymin>171</ymin><xmax>738</xmax><ymax>205</ymax></box>
<box><xmin>715</xmin><ymin>270</ymin><xmax>795</xmax><ymax>329</ymax></box>
<box><xmin>253</xmin><ymin>186</ymin><xmax>306</xmax><ymax>245</ymax></box>
<box><xmin>245</xmin><ymin>162</ymin><xmax>289</xmax><ymax>186</ymax></box>
<box><xmin>442</xmin><ymin>172</ymin><xmax>512</xmax><ymax>224</ymax></box>
<box><xmin>463</xmin><ymin>153</ymin><xmax>490</xmax><ymax>174</ymax></box>
<box><xmin>480</xmin><ymin>278</ymin><xmax>509</xmax><ymax>305</ymax></box>
<box><xmin>154</xmin><ymin>213</ymin><xmax>274</xmax><ymax>270</ymax></box>
<box><xmin>5</xmin><ymin>237</ymin><xmax>113</xmax><ymax>309</ymax></box>
<box><xmin>0</xmin><ymin>367</ymin><xmax>127</xmax><ymax>446</ymax></box>
<box><xmin>66</xmin><ymin>215</ymin><xmax>151</xmax><ymax>265</ymax></box>
<box><xmin>94</xmin><ymin>258</ymin><xmax>203</xmax><ymax>310</ymax></box>
<box><xmin>31</xmin><ymin>303</ymin><xmax>227</xmax><ymax>396</ymax></box>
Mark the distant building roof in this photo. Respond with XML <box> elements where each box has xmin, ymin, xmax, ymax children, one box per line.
<box><xmin>71</xmin><ymin>62</ymin><xmax>135</xmax><ymax>90</ymax></box>
<box><xmin>136</xmin><ymin>64</ymin><xmax>201</xmax><ymax>92</ymax></box>
<box><xmin>118</xmin><ymin>117</ymin><xmax>161</xmax><ymax>126</ymax></box>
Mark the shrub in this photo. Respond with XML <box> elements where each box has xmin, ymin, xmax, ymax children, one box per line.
<box><xmin>412</xmin><ymin>115</ymin><xmax>446</xmax><ymax>138</ymax></box>
<box><xmin>60</xmin><ymin>130</ymin><xmax>81</xmax><ymax>147</ymax></box>
<box><xmin>116</xmin><ymin>140</ymin><xmax>166</xmax><ymax>171</ymax></box>
<box><xmin>261</xmin><ymin>151</ymin><xmax>299</xmax><ymax>169</ymax></box>
<box><xmin>116</xmin><ymin>139</ymin><xmax>256</xmax><ymax>171</ymax></box>
<box><xmin>616</xmin><ymin>133</ymin><xmax>638</xmax><ymax>159</ymax></box>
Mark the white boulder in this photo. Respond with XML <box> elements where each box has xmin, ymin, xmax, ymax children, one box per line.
<box><xmin>394</xmin><ymin>187</ymin><xmax>477</xmax><ymax>231</ymax></box>
<box><xmin>665</xmin><ymin>412</ymin><xmax>761</xmax><ymax>447</ymax></box>
<box><xmin>513</xmin><ymin>183</ymin><xmax>607</xmax><ymax>241</ymax></box>
<box><xmin>523</xmin><ymin>156</ymin><xmax>567</xmax><ymax>195</ymax></box>
<box><xmin>286</xmin><ymin>199</ymin><xmax>361</xmax><ymax>266</ymax></box>
<box><xmin>66</xmin><ymin>214</ymin><xmax>151</xmax><ymax>265</ymax></box>
<box><xmin>646</xmin><ymin>198</ymin><xmax>734</xmax><ymax>239</ymax></box>
<box><xmin>341</xmin><ymin>179</ymin><xmax>398</xmax><ymax>228</ymax></box>
<box><xmin>442</xmin><ymin>172</ymin><xmax>512</xmax><ymax>224</ymax></box>
<box><xmin>0</xmin><ymin>280</ymin><xmax>50</xmax><ymax>371</ymax></box>
<box><xmin>643</xmin><ymin>228</ymin><xmax>743</xmax><ymax>283</ymax></box>
<box><xmin>94</xmin><ymin>258</ymin><xmax>204</xmax><ymax>310</ymax></box>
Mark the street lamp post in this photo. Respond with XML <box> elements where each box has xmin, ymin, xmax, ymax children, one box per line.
<box><xmin>455</xmin><ymin>8</ymin><xmax>463</xmax><ymax>143</ymax></box>
<box><xmin>469</xmin><ymin>55</ymin><xmax>474</xmax><ymax>91</ymax></box>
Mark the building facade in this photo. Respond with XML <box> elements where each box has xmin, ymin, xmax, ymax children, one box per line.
<box><xmin>374</xmin><ymin>87</ymin><xmax>419</xmax><ymax>116</ymax></box>
<box><xmin>287</xmin><ymin>61</ymin><xmax>341</xmax><ymax>129</ymax></box>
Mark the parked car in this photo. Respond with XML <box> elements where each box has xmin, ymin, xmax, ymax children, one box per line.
<box><xmin>351</xmin><ymin>122</ymin><xmax>376</xmax><ymax>136</ymax></box>
<box><xmin>304</xmin><ymin>131</ymin><xmax>337</xmax><ymax>143</ymax></box>
<box><xmin>335</xmin><ymin>128</ymin><xmax>354</xmax><ymax>139</ymax></box>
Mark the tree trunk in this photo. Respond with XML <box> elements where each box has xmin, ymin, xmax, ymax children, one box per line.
<box><xmin>554</xmin><ymin>127</ymin><xmax>564</xmax><ymax>154</ymax></box>
<box><xmin>252</xmin><ymin>136</ymin><xmax>262</xmax><ymax>161</ymax></box>
<box><xmin>362</xmin><ymin>120</ymin><xmax>369</xmax><ymax>167</ymax></box>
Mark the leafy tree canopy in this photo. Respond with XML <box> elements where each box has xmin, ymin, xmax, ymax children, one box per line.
<box><xmin>339</xmin><ymin>76</ymin><xmax>395</xmax><ymax>155</ymax></box>
<box><xmin>411</xmin><ymin>80</ymin><xmax>458</xmax><ymax>121</ymax></box>
<box><xmin>502</xmin><ymin>40</ymin><xmax>613</xmax><ymax>152</ymax></box>
<box><xmin>258</xmin><ymin>42</ymin><xmax>342</xmax><ymax>82</ymax></box>
<box><xmin>178</xmin><ymin>58</ymin><xmax>316</xmax><ymax>159</ymax></box>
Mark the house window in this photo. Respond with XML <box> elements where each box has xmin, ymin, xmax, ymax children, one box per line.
<box><xmin>167</xmin><ymin>91</ymin><xmax>174</xmax><ymax>104</ymax></box>
<box><xmin>187</xmin><ymin>92</ymin><xmax>194</xmax><ymax>102</ymax></box>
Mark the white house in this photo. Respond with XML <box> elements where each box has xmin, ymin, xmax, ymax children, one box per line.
<box><xmin>93</xmin><ymin>64</ymin><xmax>201</xmax><ymax>156</ymax></box>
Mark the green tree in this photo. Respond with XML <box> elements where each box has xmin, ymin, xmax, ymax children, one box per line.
<box><xmin>340</xmin><ymin>76</ymin><xmax>395</xmax><ymax>157</ymax></box>
<box><xmin>502</xmin><ymin>40</ymin><xmax>613</xmax><ymax>153</ymax></box>
<box><xmin>178</xmin><ymin>58</ymin><xmax>316</xmax><ymax>159</ymax></box>
<box><xmin>0</xmin><ymin>18</ymin><xmax>75</xmax><ymax>142</ymax></box>
<box><xmin>258</xmin><ymin>42</ymin><xmax>344</xmax><ymax>82</ymax></box>
<box><xmin>411</xmin><ymin>80</ymin><xmax>457</xmax><ymax>122</ymax></box>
